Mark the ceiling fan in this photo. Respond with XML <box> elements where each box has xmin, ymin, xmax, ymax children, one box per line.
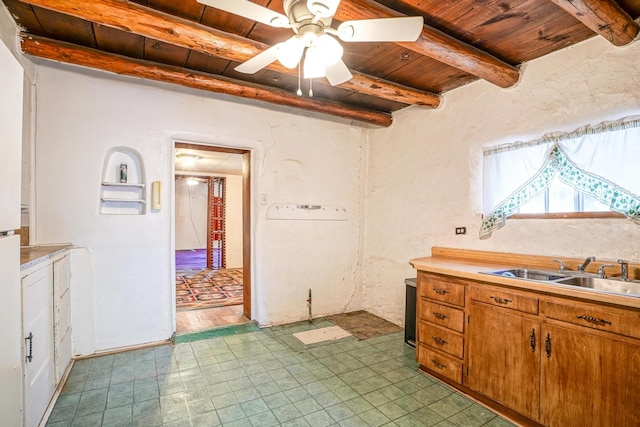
<box><xmin>196</xmin><ymin>0</ymin><xmax>424</xmax><ymax>87</ymax></box>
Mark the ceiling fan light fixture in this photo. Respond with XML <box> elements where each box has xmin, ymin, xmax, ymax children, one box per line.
<box><xmin>303</xmin><ymin>47</ymin><xmax>326</xmax><ymax>79</ymax></box>
<box><xmin>276</xmin><ymin>36</ymin><xmax>305</xmax><ymax>69</ymax></box>
<box><xmin>306</xmin><ymin>0</ymin><xmax>340</xmax><ymax>18</ymax></box>
<box><xmin>315</xmin><ymin>33</ymin><xmax>343</xmax><ymax>65</ymax></box>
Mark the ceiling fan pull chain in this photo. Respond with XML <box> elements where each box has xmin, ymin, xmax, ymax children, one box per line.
<box><xmin>297</xmin><ymin>61</ymin><xmax>302</xmax><ymax>96</ymax></box>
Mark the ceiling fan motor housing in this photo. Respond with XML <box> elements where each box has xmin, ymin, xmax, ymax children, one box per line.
<box><xmin>285</xmin><ymin>0</ymin><xmax>333</xmax><ymax>29</ymax></box>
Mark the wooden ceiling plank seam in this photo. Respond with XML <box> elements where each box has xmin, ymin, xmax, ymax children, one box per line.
<box><xmin>18</xmin><ymin>0</ymin><xmax>439</xmax><ymax>107</ymax></box>
<box><xmin>546</xmin><ymin>0</ymin><xmax>640</xmax><ymax>46</ymax></box>
<box><xmin>20</xmin><ymin>34</ymin><xmax>393</xmax><ymax>127</ymax></box>
<box><xmin>3</xmin><ymin>0</ymin><xmax>46</xmax><ymax>36</ymax></box>
<box><xmin>334</xmin><ymin>0</ymin><xmax>521</xmax><ymax>88</ymax></box>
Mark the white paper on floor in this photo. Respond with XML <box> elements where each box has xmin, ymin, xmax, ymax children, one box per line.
<box><xmin>293</xmin><ymin>326</ymin><xmax>352</xmax><ymax>345</ymax></box>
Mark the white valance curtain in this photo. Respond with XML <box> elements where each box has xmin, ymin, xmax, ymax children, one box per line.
<box><xmin>481</xmin><ymin>117</ymin><xmax>640</xmax><ymax>237</ymax></box>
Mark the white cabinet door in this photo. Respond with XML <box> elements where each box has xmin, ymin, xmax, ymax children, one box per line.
<box><xmin>53</xmin><ymin>254</ymin><xmax>72</xmax><ymax>383</ymax></box>
<box><xmin>22</xmin><ymin>266</ymin><xmax>55</xmax><ymax>427</ymax></box>
<box><xmin>0</xmin><ymin>235</ymin><xmax>22</xmax><ymax>427</ymax></box>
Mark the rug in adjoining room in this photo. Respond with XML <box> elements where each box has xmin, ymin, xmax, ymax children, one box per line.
<box><xmin>325</xmin><ymin>310</ymin><xmax>402</xmax><ymax>340</ymax></box>
<box><xmin>176</xmin><ymin>268</ymin><xmax>243</xmax><ymax>310</ymax></box>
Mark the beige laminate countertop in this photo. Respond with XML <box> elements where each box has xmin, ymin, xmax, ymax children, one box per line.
<box><xmin>21</xmin><ymin>244</ymin><xmax>72</xmax><ymax>271</ymax></box>
<box><xmin>410</xmin><ymin>256</ymin><xmax>640</xmax><ymax>310</ymax></box>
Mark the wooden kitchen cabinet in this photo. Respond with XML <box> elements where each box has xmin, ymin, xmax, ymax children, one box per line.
<box><xmin>466</xmin><ymin>302</ymin><xmax>541</xmax><ymax>421</ymax></box>
<box><xmin>417</xmin><ymin>273</ymin><xmax>465</xmax><ymax>383</ymax></box>
<box><xmin>540</xmin><ymin>319</ymin><xmax>640</xmax><ymax>426</ymax></box>
<box><xmin>415</xmin><ymin>269</ymin><xmax>640</xmax><ymax>427</ymax></box>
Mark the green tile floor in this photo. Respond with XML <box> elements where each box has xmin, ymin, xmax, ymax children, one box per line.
<box><xmin>45</xmin><ymin>319</ymin><xmax>516</xmax><ymax>426</ymax></box>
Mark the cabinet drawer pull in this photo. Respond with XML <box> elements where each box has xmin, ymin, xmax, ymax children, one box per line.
<box><xmin>431</xmin><ymin>359</ymin><xmax>446</xmax><ymax>369</ymax></box>
<box><xmin>432</xmin><ymin>336</ymin><xmax>448</xmax><ymax>345</ymax></box>
<box><xmin>577</xmin><ymin>314</ymin><xmax>612</xmax><ymax>325</ymax></box>
<box><xmin>490</xmin><ymin>296</ymin><xmax>513</xmax><ymax>305</ymax></box>
<box><xmin>433</xmin><ymin>288</ymin><xmax>449</xmax><ymax>295</ymax></box>
<box><xmin>433</xmin><ymin>312</ymin><xmax>448</xmax><ymax>320</ymax></box>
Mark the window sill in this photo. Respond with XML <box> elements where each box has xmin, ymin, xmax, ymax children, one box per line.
<box><xmin>510</xmin><ymin>212</ymin><xmax>625</xmax><ymax>219</ymax></box>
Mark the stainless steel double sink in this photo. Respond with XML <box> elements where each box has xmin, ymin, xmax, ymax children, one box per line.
<box><xmin>482</xmin><ymin>268</ymin><xmax>640</xmax><ymax>297</ymax></box>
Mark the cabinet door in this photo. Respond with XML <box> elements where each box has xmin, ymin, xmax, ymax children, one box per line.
<box><xmin>466</xmin><ymin>303</ymin><xmax>540</xmax><ymax>421</ymax></box>
<box><xmin>53</xmin><ymin>254</ymin><xmax>72</xmax><ymax>383</ymax></box>
<box><xmin>22</xmin><ymin>266</ymin><xmax>55</xmax><ymax>427</ymax></box>
<box><xmin>541</xmin><ymin>324</ymin><xmax>640</xmax><ymax>427</ymax></box>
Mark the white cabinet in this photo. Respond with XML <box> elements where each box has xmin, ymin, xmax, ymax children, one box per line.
<box><xmin>22</xmin><ymin>265</ymin><xmax>55</xmax><ymax>427</ymax></box>
<box><xmin>53</xmin><ymin>255</ymin><xmax>71</xmax><ymax>384</ymax></box>
<box><xmin>21</xmin><ymin>250</ymin><xmax>71</xmax><ymax>427</ymax></box>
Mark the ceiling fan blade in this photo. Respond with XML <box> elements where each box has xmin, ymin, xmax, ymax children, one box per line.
<box><xmin>337</xmin><ymin>16</ymin><xmax>424</xmax><ymax>42</ymax></box>
<box><xmin>197</xmin><ymin>0</ymin><xmax>289</xmax><ymax>27</ymax></box>
<box><xmin>325</xmin><ymin>59</ymin><xmax>353</xmax><ymax>86</ymax></box>
<box><xmin>235</xmin><ymin>44</ymin><xmax>280</xmax><ymax>74</ymax></box>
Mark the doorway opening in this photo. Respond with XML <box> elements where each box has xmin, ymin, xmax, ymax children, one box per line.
<box><xmin>174</xmin><ymin>142</ymin><xmax>251</xmax><ymax>333</ymax></box>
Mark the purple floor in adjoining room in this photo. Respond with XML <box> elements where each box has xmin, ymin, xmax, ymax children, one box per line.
<box><xmin>175</xmin><ymin>249</ymin><xmax>206</xmax><ymax>270</ymax></box>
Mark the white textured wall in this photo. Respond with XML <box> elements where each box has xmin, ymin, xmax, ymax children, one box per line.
<box><xmin>364</xmin><ymin>36</ymin><xmax>640</xmax><ymax>325</ymax></box>
<box><xmin>174</xmin><ymin>178</ymin><xmax>208</xmax><ymax>251</ymax></box>
<box><xmin>34</xmin><ymin>62</ymin><xmax>366</xmax><ymax>352</ymax></box>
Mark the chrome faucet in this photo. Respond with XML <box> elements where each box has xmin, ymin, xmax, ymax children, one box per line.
<box><xmin>598</xmin><ymin>264</ymin><xmax>614</xmax><ymax>278</ymax></box>
<box><xmin>578</xmin><ymin>256</ymin><xmax>595</xmax><ymax>273</ymax></box>
<box><xmin>618</xmin><ymin>259</ymin><xmax>629</xmax><ymax>281</ymax></box>
<box><xmin>553</xmin><ymin>259</ymin><xmax>566</xmax><ymax>273</ymax></box>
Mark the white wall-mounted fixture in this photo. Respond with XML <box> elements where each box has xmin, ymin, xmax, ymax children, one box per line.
<box><xmin>151</xmin><ymin>181</ymin><xmax>162</xmax><ymax>210</ymax></box>
<box><xmin>266</xmin><ymin>203</ymin><xmax>347</xmax><ymax>221</ymax></box>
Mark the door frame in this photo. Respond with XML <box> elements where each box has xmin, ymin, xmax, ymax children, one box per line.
<box><xmin>174</xmin><ymin>142</ymin><xmax>251</xmax><ymax>319</ymax></box>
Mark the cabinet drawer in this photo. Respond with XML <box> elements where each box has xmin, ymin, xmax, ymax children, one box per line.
<box><xmin>418</xmin><ymin>345</ymin><xmax>463</xmax><ymax>383</ymax></box>
<box><xmin>422</xmin><ymin>302</ymin><xmax>465</xmax><ymax>333</ymax></box>
<box><xmin>419</xmin><ymin>320</ymin><xmax>464</xmax><ymax>359</ymax></box>
<box><xmin>470</xmin><ymin>285</ymin><xmax>539</xmax><ymax>315</ymax></box>
<box><xmin>419</xmin><ymin>274</ymin><xmax>465</xmax><ymax>306</ymax></box>
<box><xmin>544</xmin><ymin>300</ymin><xmax>640</xmax><ymax>340</ymax></box>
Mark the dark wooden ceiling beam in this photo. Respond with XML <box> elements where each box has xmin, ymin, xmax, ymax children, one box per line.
<box><xmin>546</xmin><ymin>0</ymin><xmax>639</xmax><ymax>46</ymax></box>
<box><xmin>19</xmin><ymin>0</ymin><xmax>440</xmax><ymax>107</ymax></box>
<box><xmin>21</xmin><ymin>34</ymin><xmax>393</xmax><ymax>127</ymax></box>
<box><xmin>334</xmin><ymin>0</ymin><xmax>521</xmax><ymax>89</ymax></box>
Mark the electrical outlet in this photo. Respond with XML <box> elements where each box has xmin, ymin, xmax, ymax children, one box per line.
<box><xmin>455</xmin><ymin>227</ymin><xmax>467</xmax><ymax>235</ymax></box>
<box><xmin>260</xmin><ymin>194</ymin><xmax>268</xmax><ymax>205</ymax></box>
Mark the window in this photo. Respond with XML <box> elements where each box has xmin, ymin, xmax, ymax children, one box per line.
<box><xmin>516</xmin><ymin>177</ymin><xmax>610</xmax><ymax>214</ymax></box>
<box><xmin>480</xmin><ymin>117</ymin><xmax>640</xmax><ymax>237</ymax></box>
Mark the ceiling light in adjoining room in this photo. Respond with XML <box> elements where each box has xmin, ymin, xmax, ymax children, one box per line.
<box><xmin>186</xmin><ymin>177</ymin><xmax>200</xmax><ymax>186</ymax></box>
<box><xmin>176</xmin><ymin>153</ymin><xmax>201</xmax><ymax>166</ymax></box>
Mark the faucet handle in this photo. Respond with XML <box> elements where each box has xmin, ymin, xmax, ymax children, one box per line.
<box><xmin>598</xmin><ymin>264</ymin><xmax>614</xmax><ymax>278</ymax></box>
<box><xmin>617</xmin><ymin>259</ymin><xmax>629</xmax><ymax>281</ymax></box>
<box><xmin>553</xmin><ymin>259</ymin><xmax>566</xmax><ymax>272</ymax></box>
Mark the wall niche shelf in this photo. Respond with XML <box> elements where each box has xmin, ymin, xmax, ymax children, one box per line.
<box><xmin>100</xmin><ymin>147</ymin><xmax>146</xmax><ymax>215</ymax></box>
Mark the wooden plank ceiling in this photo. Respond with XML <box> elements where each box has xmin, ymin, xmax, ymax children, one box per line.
<box><xmin>3</xmin><ymin>0</ymin><xmax>639</xmax><ymax>126</ymax></box>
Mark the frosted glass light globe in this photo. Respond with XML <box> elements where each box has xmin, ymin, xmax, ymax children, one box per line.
<box><xmin>315</xmin><ymin>34</ymin><xmax>343</xmax><ymax>65</ymax></box>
